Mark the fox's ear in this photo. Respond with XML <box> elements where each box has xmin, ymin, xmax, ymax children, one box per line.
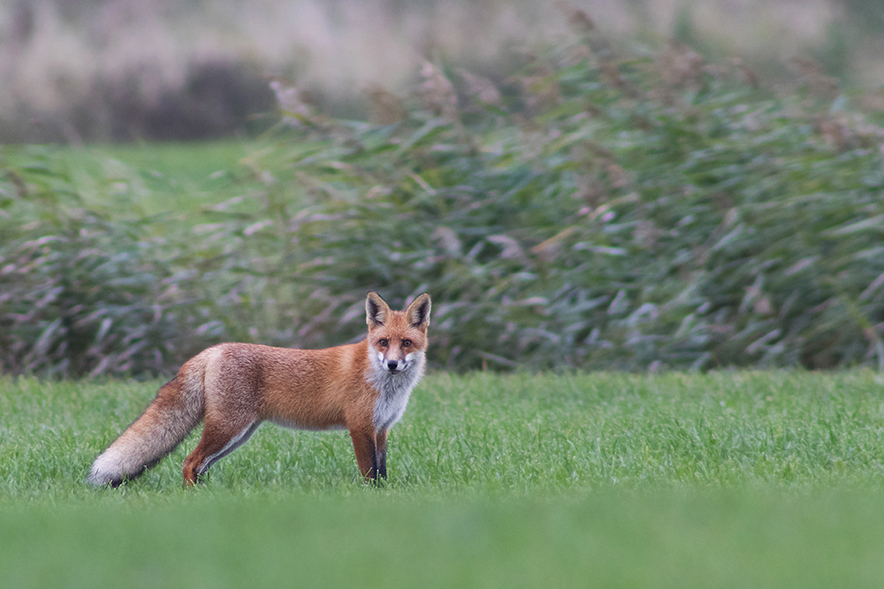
<box><xmin>405</xmin><ymin>293</ymin><xmax>431</xmax><ymax>332</ymax></box>
<box><xmin>366</xmin><ymin>292</ymin><xmax>391</xmax><ymax>329</ymax></box>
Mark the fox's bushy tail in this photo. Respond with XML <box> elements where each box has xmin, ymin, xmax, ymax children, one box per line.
<box><xmin>88</xmin><ymin>367</ymin><xmax>205</xmax><ymax>487</ymax></box>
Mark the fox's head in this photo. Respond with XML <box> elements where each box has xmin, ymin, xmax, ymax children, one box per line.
<box><xmin>365</xmin><ymin>291</ymin><xmax>431</xmax><ymax>375</ymax></box>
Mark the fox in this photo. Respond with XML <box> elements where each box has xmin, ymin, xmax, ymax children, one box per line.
<box><xmin>87</xmin><ymin>291</ymin><xmax>431</xmax><ymax>487</ymax></box>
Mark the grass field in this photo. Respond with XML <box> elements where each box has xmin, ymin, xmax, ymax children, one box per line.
<box><xmin>8</xmin><ymin>141</ymin><xmax>257</xmax><ymax>218</ymax></box>
<box><xmin>2</xmin><ymin>371</ymin><xmax>884</xmax><ymax>587</ymax></box>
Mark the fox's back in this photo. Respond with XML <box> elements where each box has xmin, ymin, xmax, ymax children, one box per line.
<box><xmin>196</xmin><ymin>341</ymin><xmax>374</xmax><ymax>430</ymax></box>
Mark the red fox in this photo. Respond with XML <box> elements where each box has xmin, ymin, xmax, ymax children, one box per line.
<box><xmin>88</xmin><ymin>291</ymin><xmax>431</xmax><ymax>487</ymax></box>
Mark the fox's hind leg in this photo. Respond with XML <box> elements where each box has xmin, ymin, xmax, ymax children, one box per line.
<box><xmin>182</xmin><ymin>417</ymin><xmax>260</xmax><ymax>485</ymax></box>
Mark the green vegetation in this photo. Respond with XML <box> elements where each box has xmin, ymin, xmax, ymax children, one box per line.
<box><xmin>2</xmin><ymin>371</ymin><xmax>884</xmax><ymax>587</ymax></box>
<box><xmin>68</xmin><ymin>141</ymin><xmax>253</xmax><ymax>216</ymax></box>
<box><xmin>3</xmin><ymin>24</ymin><xmax>884</xmax><ymax>376</ymax></box>
<box><xmin>2</xmin><ymin>141</ymin><xmax>252</xmax><ymax>217</ymax></box>
<box><xmin>6</xmin><ymin>371</ymin><xmax>884</xmax><ymax>495</ymax></box>
<box><xmin>5</xmin><ymin>490</ymin><xmax>884</xmax><ymax>588</ymax></box>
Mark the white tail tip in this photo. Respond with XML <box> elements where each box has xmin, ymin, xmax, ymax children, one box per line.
<box><xmin>87</xmin><ymin>449</ymin><xmax>126</xmax><ymax>487</ymax></box>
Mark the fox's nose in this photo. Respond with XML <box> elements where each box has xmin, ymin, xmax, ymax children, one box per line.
<box><xmin>386</xmin><ymin>360</ymin><xmax>399</xmax><ymax>371</ymax></box>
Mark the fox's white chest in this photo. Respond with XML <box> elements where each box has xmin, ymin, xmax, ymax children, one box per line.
<box><xmin>366</xmin><ymin>351</ymin><xmax>425</xmax><ymax>431</ymax></box>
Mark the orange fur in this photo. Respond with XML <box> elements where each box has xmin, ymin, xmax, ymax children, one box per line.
<box><xmin>88</xmin><ymin>292</ymin><xmax>431</xmax><ymax>487</ymax></box>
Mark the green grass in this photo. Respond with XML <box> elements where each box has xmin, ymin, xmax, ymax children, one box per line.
<box><xmin>2</xmin><ymin>141</ymin><xmax>262</xmax><ymax>221</ymax></box>
<box><xmin>2</xmin><ymin>371</ymin><xmax>884</xmax><ymax>587</ymax></box>
<box><xmin>5</xmin><ymin>491</ymin><xmax>884</xmax><ymax>588</ymax></box>
<box><xmin>84</xmin><ymin>141</ymin><xmax>260</xmax><ymax>218</ymax></box>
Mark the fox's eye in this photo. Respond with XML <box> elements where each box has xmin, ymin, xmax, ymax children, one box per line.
<box><xmin>402</xmin><ymin>339</ymin><xmax>411</xmax><ymax>348</ymax></box>
<box><xmin>378</xmin><ymin>339</ymin><xmax>389</xmax><ymax>347</ymax></box>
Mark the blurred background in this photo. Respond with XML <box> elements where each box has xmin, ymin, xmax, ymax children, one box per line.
<box><xmin>1</xmin><ymin>0</ymin><xmax>882</xmax><ymax>143</ymax></box>
<box><xmin>2</xmin><ymin>0</ymin><xmax>884</xmax><ymax>378</ymax></box>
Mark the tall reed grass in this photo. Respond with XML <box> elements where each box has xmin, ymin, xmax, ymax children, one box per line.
<box><xmin>3</xmin><ymin>14</ymin><xmax>884</xmax><ymax>376</ymax></box>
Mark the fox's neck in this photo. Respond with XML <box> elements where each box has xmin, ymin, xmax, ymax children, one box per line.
<box><xmin>365</xmin><ymin>349</ymin><xmax>426</xmax><ymax>431</ymax></box>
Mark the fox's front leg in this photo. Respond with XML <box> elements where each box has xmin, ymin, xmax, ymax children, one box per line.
<box><xmin>349</xmin><ymin>427</ymin><xmax>386</xmax><ymax>482</ymax></box>
<box><xmin>375</xmin><ymin>430</ymin><xmax>388</xmax><ymax>480</ymax></box>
